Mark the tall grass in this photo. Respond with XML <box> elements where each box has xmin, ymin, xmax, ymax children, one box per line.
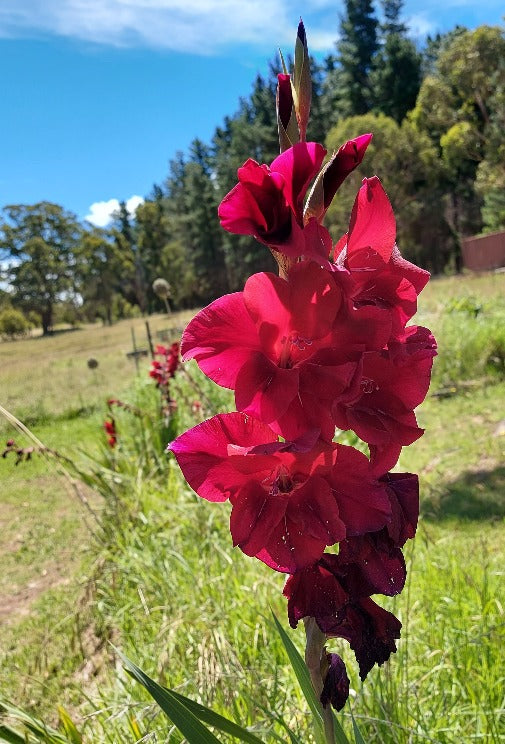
<box><xmin>1</xmin><ymin>272</ymin><xmax>505</xmax><ymax>742</ymax></box>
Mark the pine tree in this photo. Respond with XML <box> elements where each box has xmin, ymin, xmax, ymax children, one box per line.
<box><xmin>371</xmin><ymin>0</ymin><xmax>421</xmax><ymax>122</ymax></box>
<box><xmin>336</xmin><ymin>0</ymin><xmax>379</xmax><ymax>117</ymax></box>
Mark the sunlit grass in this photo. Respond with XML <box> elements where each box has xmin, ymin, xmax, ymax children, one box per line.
<box><xmin>1</xmin><ymin>272</ymin><xmax>505</xmax><ymax>742</ymax></box>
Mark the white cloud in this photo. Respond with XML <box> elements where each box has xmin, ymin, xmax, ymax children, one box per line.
<box><xmin>0</xmin><ymin>0</ymin><xmax>338</xmax><ymax>54</ymax></box>
<box><xmin>85</xmin><ymin>195</ymin><xmax>144</xmax><ymax>227</ymax></box>
<box><xmin>406</xmin><ymin>13</ymin><xmax>436</xmax><ymax>39</ymax></box>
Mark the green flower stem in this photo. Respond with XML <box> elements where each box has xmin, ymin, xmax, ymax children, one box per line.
<box><xmin>303</xmin><ymin>617</ymin><xmax>335</xmax><ymax>744</ymax></box>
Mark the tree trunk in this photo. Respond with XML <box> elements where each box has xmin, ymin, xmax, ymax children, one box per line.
<box><xmin>41</xmin><ymin>305</ymin><xmax>52</xmax><ymax>335</ymax></box>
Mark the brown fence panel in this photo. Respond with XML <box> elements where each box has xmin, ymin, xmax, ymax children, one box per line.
<box><xmin>461</xmin><ymin>231</ymin><xmax>505</xmax><ymax>271</ymax></box>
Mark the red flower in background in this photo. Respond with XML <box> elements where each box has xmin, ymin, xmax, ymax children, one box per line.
<box><xmin>103</xmin><ymin>417</ymin><xmax>117</xmax><ymax>448</ymax></box>
<box><xmin>149</xmin><ymin>342</ymin><xmax>180</xmax><ymax>387</ymax></box>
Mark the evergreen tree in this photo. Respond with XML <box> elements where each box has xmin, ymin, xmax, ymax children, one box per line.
<box><xmin>322</xmin><ymin>0</ymin><xmax>378</xmax><ymax>123</ymax></box>
<box><xmin>371</xmin><ymin>0</ymin><xmax>421</xmax><ymax>123</ymax></box>
<box><xmin>113</xmin><ymin>201</ymin><xmax>148</xmax><ymax>314</ymax></box>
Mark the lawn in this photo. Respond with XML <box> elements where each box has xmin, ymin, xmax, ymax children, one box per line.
<box><xmin>0</xmin><ymin>272</ymin><xmax>504</xmax><ymax>742</ymax></box>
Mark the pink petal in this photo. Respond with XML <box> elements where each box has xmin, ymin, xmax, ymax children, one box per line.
<box><xmin>271</xmin><ymin>142</ymin><xmax>326</xmax><ymax>217</ymax></box>
<box><xmin>181</xmin><ymin>292</ymin><xmax>259</xmax><ymax>389</ymax></box>
<box><xmin>168</xmin><ymin>412</ymin><xmax>277</xmax><ymax>502</ymax></box>
<box><xmin>235</xmin><ymin>353</ymin><xmax>300</xmax><ymax>424</ymax></box>
<box><xmin>347</xmin><ymin>177</ymin><xmax>396</xmax><ymax>262</ymax></box>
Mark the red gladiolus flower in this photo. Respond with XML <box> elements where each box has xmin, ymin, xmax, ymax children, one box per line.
<box><xmin>284</xmin><ymin>551</ymin><xmax>402</xmax><ymax>680</ymax></box>
<box><xmin>149</xmin><ymin>342</ymin><xmax>180</xmax><ymax>386</ymax></box>
<box><xmin>333</xmin><ymin>177</ymin><xmax>430</xmax><ymax>334</ymax></box>
<box><xmin>182</xmin><ymin>262</ymin><xmax>364</xmax><ymax>441</ymax></box>
<box><xmin>168</xmin><ymin>412</ymin><xmax>391</xmax><ymax>573</ymax></box>
<box><xmin>333</xmin><ymin>325</ymin><xmax>437</xmax><ymax>472</ymax></box>
<box><xmin>218</xmin><ymin>141</ymin><xmax>331</xmax><ymax>260</ymax></box>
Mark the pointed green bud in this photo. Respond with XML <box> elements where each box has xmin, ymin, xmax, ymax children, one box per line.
<box><xmin>292</xmin><ymin>19</ymin><xmax>312</xmax><ymax>141</ymax></box>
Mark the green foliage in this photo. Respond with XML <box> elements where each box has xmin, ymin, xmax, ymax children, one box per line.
<box><xmin>0</xmin><ymin>307</ymin><xmax>31</xmax><ymax>339</ymax></box>
<box><xmin>320</xmin><ymin>1</ymin><xmax>376</xmax><ymax>127</ymax></box>
<box><xmin>412</xmin><ymin>24</ymin><xmax>505</xmax><ymax>237</ymax></box>
<box><xmin>370</xmin><ymin>0</ymin><xmax>421</xmax><ymax>123</ymax></box>
<box><xmin>325</xmin><ymin>112</ymin><xmax>451</xmax><ymax>271</ymax></box>
<box><xmin>0</xmin><ymin>203</ymin><xmax>82</xmax><ymax>335</ymax></box>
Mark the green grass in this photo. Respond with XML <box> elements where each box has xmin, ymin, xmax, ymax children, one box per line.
<box><xmin>0</xmin><ymin>312</ymin><xmax>195</xmax><ymax>428</ymax></box>
<box><xmin>1</xmin><ymin>273</ymin><xmax>505</xmax><ymax>742</ymax></box>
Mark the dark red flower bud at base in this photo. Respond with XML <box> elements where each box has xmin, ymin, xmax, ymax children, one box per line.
<box><xmin>321</xmin><ymin>653</ymin><xmax>350</xmax><ymax>711</ymax></box>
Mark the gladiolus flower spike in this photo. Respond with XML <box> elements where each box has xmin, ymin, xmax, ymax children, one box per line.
<box><xmin>168</xmin><ymin>21</ymin><xmax>436</xmax><ymax>716</ymax></box>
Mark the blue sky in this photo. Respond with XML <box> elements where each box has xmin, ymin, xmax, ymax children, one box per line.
<box><xmin>1</xmin><ymin>0</ymin><xmax>503</xmax><ymax>226</ymax></box>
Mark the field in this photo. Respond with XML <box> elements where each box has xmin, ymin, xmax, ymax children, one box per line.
<box><xmin>1</xmin><ymin>272</ymin><xmax>504</xmax><ymax>743</ymax></box>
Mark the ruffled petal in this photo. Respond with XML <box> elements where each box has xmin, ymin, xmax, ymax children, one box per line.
<box><xmin>182</xmin><ymin>293</ymin><xmax>259</xmax><ymax>389</ymax></box>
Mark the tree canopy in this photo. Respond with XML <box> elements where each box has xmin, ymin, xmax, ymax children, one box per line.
<box><xmin>1</xmin><ymin>19</ymin><xmax>504</xmax><ymax>327</ymax></box>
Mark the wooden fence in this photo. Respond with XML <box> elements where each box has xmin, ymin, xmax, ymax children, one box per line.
<box><xmin>461</xmin><ymin>230</ymin><xmax>505</xmax><ymax>271</ymax></box>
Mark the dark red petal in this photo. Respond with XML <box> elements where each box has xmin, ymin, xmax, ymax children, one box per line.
<box><xmin>277</xmin><ymin>73</ymin><xmax>294</xmax><ymax>129</ymax></box>
<box><xmin>284</xmin><ymin>562</ymin><xmax>349</xmax><ymax>628</ymax></box>
<box><xmin>330</xmin><ymin>445</ymin><xmax>392</xmax><ymax>535</ymax></box>
<box><xmin>288</xmin><ymin>476</ymin><xmax>346</xmax><ymax>546</ymax></box>
<box><xmin>381</xmin><ymin>472</ymin><xmax>419</xmax><ymax>546</ymax></box>
<box><xmin>323</xmin><ymin>133</ymin><xmax>373</xmax><ymax>210</ymax></box>
<box><xmin>337</xmin><ymin>534</ymin><xmax>406</xmax><ymax>597</ymax></box>
<box><xmin>322</xmin><ymin>597</ymin><xmax>402</xmax><ymax>680</ymax></box>
<box><xmin>271</xmin><ymin>142</ymin><xmax>326</xmax><ymax>217</ymax></box>
<box><xmin>229</xmin><ymin>482</ymin><xmax>287</xmax><ymax>556</ymax></box>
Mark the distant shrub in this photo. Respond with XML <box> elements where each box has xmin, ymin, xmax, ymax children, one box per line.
<box><xmin>0</xmin><ymin>307</ymin><xmax>30</xmax><ymax>339</ymax></box>
<box><xmin>112</xmin><ymin>295</ymin><xmax>141</xmax><ymax>320</ymax></box>
<box><xmin>433</xmin><ymin>314</ymin><xmax>505</xmax><ymax>389</ymax></box>
<box><xmin>26</xmin><ymin>310</ymin><xmax>41</xmax><ymax>328</ymax></box>
<box><xmin>444</xmin><ymin>295</ymin><xmax>483</xmax><ymax>317</ymax></box>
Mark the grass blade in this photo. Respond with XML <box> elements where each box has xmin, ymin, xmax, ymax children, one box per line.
<box><xmin>350</xmin><ymin>711</ymin><xmax>366</xmax><ymax>744</ymax></box>
<box><xmin>0</xmin><ymin>725</ymin><xmax>27</xmax><ymax>744</ymax></box>
<box><xmin>57</xmin><ymin>708</ymin><xmax>82</xmax><ymax>744</ymax></box>
<box><xmin>270</xmin><ymin>611</ymin><xmax>326</xmax><ymax>744</ymax></box>
<box><xmin>0</xmin><ymin>700</ymin><xmax>68</xmax><ymax>743</ymax></box>
<box><xmin>168</xmin><ymin>689</ymin><xmax>266</xmax><ymax>744</ymax></box>
<box><xmin>119</xmin><ymin>649</ymin><xmax>229</xmax><ymax>744</ymax></box>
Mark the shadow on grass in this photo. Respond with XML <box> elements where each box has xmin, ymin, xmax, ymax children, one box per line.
<box><xmin>423</xmin><ymin>465</ymin><xmax>505</xmax><ymax>521</ymax></box>
<box><xmin>37</xmin><ymin>326</ymin><xmax>83</xmax><ymax>338</ymax></box>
